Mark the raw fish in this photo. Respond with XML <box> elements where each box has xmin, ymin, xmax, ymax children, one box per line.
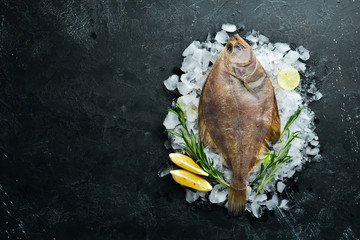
<box><xmin>198</xmin><ymin>34</ymin><xmax>281</xmax><ymax>216</ymax></box>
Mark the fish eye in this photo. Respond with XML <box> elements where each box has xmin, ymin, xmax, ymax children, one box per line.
<box><xmin>234</xmin><ymin>45</ymin><xmax>242</xmax><ymax>53</ymax></box>
<box><xmin>226</xmin><ymin>45</ymin><xmax>233</xmax><ymax>54</ymax></box>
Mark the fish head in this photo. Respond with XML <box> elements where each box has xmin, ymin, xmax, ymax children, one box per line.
<box><xmin>224</xmin><ymin>34</ymin><xmax>256</xmax><ymax>76</ymax></box>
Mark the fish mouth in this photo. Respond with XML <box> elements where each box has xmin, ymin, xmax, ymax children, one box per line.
<box><xmin>226</xmin><ymin>34</ymin><xmax>251</xmax><ymax>49</ymax></box>
<box><xmin>225</xmin><ymin>34</ymin><xmax>253</xmax><ymax>66</ymax></box>
<box><xmin>233</xmin><ymin>34</ymin><xmax>251</xmax><ymax>48</ymax></box>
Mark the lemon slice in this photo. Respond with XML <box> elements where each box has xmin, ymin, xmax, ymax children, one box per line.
<box><xmin>276</xmin><ymin>67</ymin><xmax>300</xmax><ymax>90</ymax></box>
<box><xmin>169</xmin><ymin>153</ymin><xmax>209</xmax><ymax>176</ymax></box>
<box><xmin>170</xmin><ymin>169</ymin><xmax>213</xmax><ymax>192</ymax></box>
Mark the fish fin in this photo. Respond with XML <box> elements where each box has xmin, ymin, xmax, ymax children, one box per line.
<box><xmin>265</xmin><ymin>99</ymin><xmax>281</xmax><ymax>144</ymax></box>
<box><xmin>242</xmin><ymin>81</ymin><xmax>254</xmax><ymax>93</ymax></box>
<box><xmin>229</xmin><ymin>72</ymin><xmax>258</xmax><ymax>97</ymax></box>
<box><xmin>263</xmin><ymin>140</ymin><xmax>270</xmax><ymax>150</ymax></box>
<box><xmin>221</xmin><ymin>154</ymin><xmax>230</xmax><ymax>167</ymax></box>
<box><xmin>253</xmin><ymin>143</ymin><xmax>269</xmax><ymax>167</ymax></box>
<box><xmin>198</xmin><ymin>105</ymin><xmax>218</xmax><ymax>150</ymax></box>
<box><xmin>228</xmin><ymin>187</ymin><xmax>246</xmax><ymax>216</ymax></box>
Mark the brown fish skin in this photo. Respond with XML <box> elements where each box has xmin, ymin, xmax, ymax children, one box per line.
<box><xmin>198</xmin><ymin>34</ymin><xmax>281</xmax><ymax>216</ymax></box>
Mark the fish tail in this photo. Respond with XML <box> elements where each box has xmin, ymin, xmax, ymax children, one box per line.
<box><xmin>228</xmin><ymin>187</ymin><xmax>246</xmax><ymax>216</ymax></box>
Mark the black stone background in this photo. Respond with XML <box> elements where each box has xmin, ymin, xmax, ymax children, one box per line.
<box><xmin>0</xmin><ymin>0</ymin><xmax>359</xmax><ymax>239</ymax></box>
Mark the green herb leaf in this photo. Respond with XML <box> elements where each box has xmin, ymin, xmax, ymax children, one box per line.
<box><xmin>250</xmin><ymin>106</ymin><xmax>303</xmax><ymax>194</ymax></box>
<box><xmin>166</xmin><ymin>104</ymin><xmax>230</xmax><ymax>188</ymax></box>
<box><xmin>165</xmin><ymin>104</ymin><xmax>303</xmax><ymax>192</ymax></box>
<box><xmin>164</xmin><ymin>129</ymin><xmax>182</xmax><ymax>138</ymax></box>
<box><xmin>263</xmin><ymin>153</ymin><xmax>270</xmax><ymax>164</ymax></box>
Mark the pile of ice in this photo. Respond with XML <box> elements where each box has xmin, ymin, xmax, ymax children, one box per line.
<box><xmin>160</xmin><ymin>24</ymin><xmax>322</xmax><ymax>218</ymax></box>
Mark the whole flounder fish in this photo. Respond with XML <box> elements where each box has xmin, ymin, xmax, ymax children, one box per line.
<box><xmin>198</xmin><ymin>34</ymin><xmax>281</xmax><ymax>216</ymax></box>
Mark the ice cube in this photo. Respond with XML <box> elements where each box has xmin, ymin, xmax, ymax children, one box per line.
<box><xmin>250</xmin><ymin>201</ymin><xmax>263</xmax><ymax>218</ymax></box>
<box><xmin>176</xmin><ymin>94</ymin><xmax>196</xmax><ymax>107</ymax></box>
<box><xmin>183</xmin><ymin>41</ymin><xmax>201</xmax><ymax>57</ymax></box>
<box><xmin>310</xmin><ymin>140</ymin><xmax>319</xmax><ymax>146</ymax></box>
<box><xmin>222</xmin><ymin>168</ymin><xmax>232</xmax><ymax>183</ymax></box>
<box><xmin>169</xmin><ymin>126</ymin><xmax>184</xmax><ymax>150</ymax></box>
<box><xmin>277</xmin><ymin>181</ymin><xmax>286</xmax><ymax>193</ymax></box>
<box><xmin>312</xmin><ymin>154</ymin><xmax>322</xmax><ymax>162</ymax></box>
<box><xmin>201</xmin><ymin>50</ymin><xmax>211</xmax><ymax>71</ymax></box>
<box><xmin>180</xmin><ymin>73</ymin><xmax>193</xmax><ymax>85</ymax></box>
<box><xmin>292</xmin><ymin>60</ymin><xmax>306</xmax><ymax>72</ymax></box>
<box><xmin>284</xmin><ymin>50</ymin><xmax>300</xmax><ymax>64</ymax></box>
<box><xmin>297</xmin><ymin>45</ymin><xmax>310</xmax><ymax>61</ymax></box>
<box><xmin>221</xmin><ymin>23</ymin><xmax>237</xmax><ymax>32</ymax></box>
<box><xmin>245</xmin><ymin>33</ymin><xmax>259</xmax><ymax>43</ymax></box>
<box><xmin>164</xmin><ymin>140</ymin><xmax>171</xmax><ymax>149</ymax></box>
<box><xmin>186</xmin><ymin>119</ymin><xmax>196</xmax><ymax>133</ymax></box>
<box><xmin>203</xmin><ymin>33</ymin><xmax>212</xmax><ymax>49</ymax></box>
<box><xmin>177</xmin><ymin>82</ymin><xmax>194</xmax><ymax>95</ymax></box>
<box><xmin>185</xmin><ymin>189</ymin><xmax>200</xmax><ymax>203</ymax></box>
<box><xmin>215</xmin><ymin>30</ymin><xmax>229</xmax><ymax>44</ymax></box>
<box><xmin>209</xmin><ymin>184</ymin><xmax>229</xmax><ymax>204</ymax></box>
<box><xmin>180</xmin><ymin>56</ymin><xmax>199</xmax><ymax>73</ymax></box>
<box><xmin>197</xmin><ymin>191</ymin><xmax>206</xmax><ymax>198</ymax></box>
<box><xmin>205</xmin><ymin>147</ymin><xmax>223</xmax><ymax>169</ymax></box>
<box><xmin>274</xmin><ymin>42</ymin><xmax>290</xmax><ymax>54</ymax></box>
<box><xmin>192</xmin><ymin>48</ymin><xmax>205</xmax><ymax>64</ymax></box>
<box><xmin>279</xmin><ymin>199</ymin><xmax>289</xmax><ymax>210</ymax></box>
<box><xmin>306</xmin><ymin>147</ymin><xmax>320</xmax><ymax>156</ymax></box>
<box><xmin>286</xmin><ymin>168</ymin><xmax>296</xmax><ymax>178</ymax></box>
<box><xmin>256</xmin><ymin>194</ymin><xmax>267</xmax><ymax>202</ymax></box>
<box><xmin>246</xmin><ymin>186</ymin><xmax>252</xmax><ymax>197</ymax></box>
<box><xmin>248</xmin><ymin>189</ymin><xmax>256</xmax><ymax>201</ymax></box>
<box><xmin>176</xmin><ymin>94</ymin><xmax>199</xmax><ymax>122</ymax></box>
<box><xmin>195</xmin><ymin>74</ymin><xmax>207</xmax><ymax>89</ymax></box>
<box><xmin>265</xmin><ymin>194</ymin><xmax>279</xmax><ymax>210</ymax></box>
<box><xmin>258</xmin><ymin>34</ymin><xmax>269</xmax><ymax>44</ymax></box>
<box><xmin>157</xmin><ymin>163</ymin><xmax>174</xmax><ymax>177</ymax></box>
<box><xmin>212</xmin><ymin>41</ymin><xmax>225</xmax><ymax>53</ymax></box>
<box><xmin>314</xmin><ymin>92</ymin><xmax>323</xmax><ymax>100</ymax></box>
<box><xmin>307</xmin><ymin>83</ymin><xmax>317</xmax><ymax>94</ymax></box>
<box><xmin>163</xmin><ymin>111</ymin><xmax>180</xmax><ymax>129</ymax></box>
<box><xmin>210</xmin><ymin>53</ymin><xmax>219</xmax><ymax>64</ymax></box>
<box><xmin>186</xmin><ymin>110</ymin><xmax>198</xmax><ymax>122</ymax></box>
<box><xmin>164</xmin><ymin>75</ymin><xmax>179</xmax><ymax>91</ymax></box>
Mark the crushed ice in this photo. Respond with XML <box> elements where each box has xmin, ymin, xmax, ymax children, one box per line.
<box><xmin>214</xmin><ymin>30</ymin><xmax>229</xmax><ymax>44</ymax></box>
<box><xmin>162</xmin><ymin>25</ymin><xmax>322</xmax><ymax>218</ymax></box>
<box><xmin>221</xmin><ymin>23</ymin><xmax>237</xmax><ymax>32</ymax></box>
<box><xmin>163</xmin><ymin>75</ymin><xmax>179</xmax><ymax>91</ymax></box>
<box><xmin>209</xmin><ymin>184</ymin><xmax>228</xmax><ymax>204</ymax></box>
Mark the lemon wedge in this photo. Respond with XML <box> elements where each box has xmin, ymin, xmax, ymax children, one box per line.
<box><xmin>170</xmin><ymin>169</ymin><xmax>213</xmax><ymax>192</ymax></box>
<box><xmin>169</xmin><ymin>153</ymin><xmax>209</xmax><ymax>176</ymax></box>
<box><xmin>276</xmin><ymin>67</ymin><xmax>300</xmax><ymax>90</ymax></box>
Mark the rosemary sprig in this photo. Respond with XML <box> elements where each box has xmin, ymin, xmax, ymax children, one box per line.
<box><xmin>165</xmin><ymin>104</ymin><xmax>303</xmax><ymax>192</ymax></box>
<box><xmin>250</xmin><ymin>106</ymin><xmax>303</xmax><ymax>194</ymax></box>
<box><xmin>165</xmin><ymin>104</ymin><xmax>230</xmax><ymax>188</ymax></box>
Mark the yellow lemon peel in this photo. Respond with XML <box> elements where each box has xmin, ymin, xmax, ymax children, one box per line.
<box><xmin>170</xmin><ymin>169</ymin><xmax>213</xmax><ymax>192</ymax></box>
<box><xmin>277</xmin><ymin>66</ymin><xmax>300</xmax><ymax>91</ymax></box>
<box><xmin>169</xmin><ymin>153</ymin><xmax>209</xmax><ymax>176</ymax></box>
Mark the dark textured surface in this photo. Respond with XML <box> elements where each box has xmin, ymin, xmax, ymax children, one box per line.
<box><xmin>0</xmin><ymin>0</ymin><xmax>359</xmax><ymax>239</ymax></box>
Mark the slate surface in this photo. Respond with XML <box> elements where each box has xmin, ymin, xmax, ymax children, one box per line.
<box><xmin>0</xmin><ymin>0</ymin><xmax>359</xmax><ymax>239</ymax></box>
